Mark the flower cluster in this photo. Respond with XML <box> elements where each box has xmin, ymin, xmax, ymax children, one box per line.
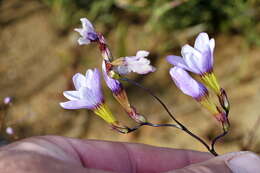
<box><xmin>61</xmin><ymin>18</ymin><xmax>156</xmax><ymax>132</ymax></box>
<box><xmin>167</xmin><ymin>33</ymin><xmax>230</xmax><ymax>130</ymax></box>
<box><xmin>63</xmin><ymin>18</ymin><xmax>230</xmax><ymax>127</ymax></box>
<box><xmin>59</xmin><ymin>17</ymin><xmax>232</xmax><ymax>156</ymax></box>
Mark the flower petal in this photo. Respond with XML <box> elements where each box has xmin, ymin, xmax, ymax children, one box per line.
<box><xmin>166</xmin><ymin>55</ymin><xmax>191</xmax><ymax>71</ymax></box>
<box><xmin>194</xmin><ymin>32</ymin><xmax>210</xmax><ymax>53</ymax></box>
<box><xmin>169</xmin><ymin>67</ymin><xmax>208</xmax><ymax>100</ymax></box>
<box><xmin>74</xmin><ymin>18</ymin><xmax>98</xmax><ymax>45</ymax></box>
<box><xmin>209</xmin><ymin>38</ymin><xmax>215</xmax><ymax>52</ymax></box>
<box><xmin>209</xmin><ymin>38</ymin><xmax>215</xmax><ymax>67</ymax></box>
<box><xmin>63</xmin><ymin>91</ymin><xmax>80</xmax><ymax>101</ymax></box>
<box><xmin>200</xmin><ymin>45</ymin><xmax>213</xmax><ymax>73</ymax></box>
<box><xmin>168</xmin><ymin>33</ymin><xmax>215</xmax><ymax>75</ymax></box>
<box><xmin>102</xmin><ymin>61</ymin><xmax>122</xmax><ymax>94</ymax></box>
<box><xmin>85</xmin><ymin>68</ymin><xmax>101</xmax><ymax>92</ymax></box>
<box><xmin>124</xmin><ymin>55</ymin><xmax>156</xmax><ymax>74</ymax></box>
<box><xmin>74</xmin><ymin>28</ymin><xmax>84</xmax><ymax>36</ymax></box>
<box><xmin>193</xmin><ymin>33</ymin><xmax>214</xmax><ymax>72</ymax></box>
<box><xmin>136</xmin><ymin>50</ymin><xmax>149</xmax><ymax>58</ymax></box>
<box><xmin>115</xmin><ymin>65</ymin><xmax>130</xmax><ymax>75</ymax></box>
<box><xmin>72</xmin><ymin>73</ymin><xmax>86</xmax><ymax>90</ymax></box>
<box><xmin>79</xmin><ymin>87</ymin><xmax>103</xmax><ymax>107</ymax></box>
<box><xmin>80</xmin><ymin>18</ymin><xmax>94</xmax><ymax>31</ymax></box>
<box><xmin>60</xmin><ymin>100</ymin><xmax>92</xmax><ymax>109</ymax></box>
<box><xmin>77</xmin><ymin>37</ymin><xmax>91</xmax><ymax>45</ymax></box>
<box><xmin>181</xmin><ymin>45</ymin><xmax>203</xmax><ymax>74</ymax></box>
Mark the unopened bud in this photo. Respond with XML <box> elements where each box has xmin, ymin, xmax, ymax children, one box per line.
<box><xmin>111</xmin><ymin>123</ymin><xmax>129</xmax><ymax>134</ymax></box>
<box><xmin>215</xmin><ymin>111</ymin><xmax>230</xmax><ymax>132</ymax></box>
<box><xmin>218</xmin><ymin>88</ymin><xmax>230</xmax><ymax>114</ymax></box>
<box><xmin>128</xmin><ymin>107</ymin><xmax>147</xmax><ymax>123</ymax></box>
<box><xmin>223</xmin><ymin>121</ymin><xmax>230</xmax><ymax>132</ymax></box>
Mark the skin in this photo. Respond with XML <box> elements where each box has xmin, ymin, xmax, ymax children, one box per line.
<box><xmin>0</xmin><ymin>136</ymin><xmax>241</xmax><ymax>173</ymax></box>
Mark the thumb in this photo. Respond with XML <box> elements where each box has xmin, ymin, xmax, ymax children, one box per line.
<box><xmin>168</xmin><ymin>151</ymin><xmax>260</xmax><ymax>173</ymax></box>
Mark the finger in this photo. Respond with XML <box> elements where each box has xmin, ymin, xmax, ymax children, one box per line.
<box><xmin>1</xmin><ymin>136</ymin><xmax>212</xmax><ymax>173</ymax></box>
<box><xmin>168</xmin><ymin>151</ymin><xmax>260</xmax><ymax>173</ymax></box>
<box><xmin>0</xmin><ymin>149</ymin><xmax>111</xmax><ymax>173</ymax></box>
<box><xmin>66</xmin><ymin>136</ymin><xmax>212</xmax><ymax>172</ymax></box>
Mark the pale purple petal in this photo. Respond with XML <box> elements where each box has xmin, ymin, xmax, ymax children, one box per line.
<box><xmin>60</xmin><ymin>100</ymin><xmax>94</xmax><ymax>109</ymax></box>
<box><xmin>85</xmin><ymin>68</ymin><xmax>101</xmax><ymax>91</ymax></box>
<box><xmin>63</xmin><ymin>91</ymin><xmax>80</xmax><ymax>101</ymax></box>
<box><xmin>77</xmin><ymin>37</ymin><xmax>90</xmax><ymax>45</ymax></box>
<box><xmin>61</xmin><ymin>68</ymin><xmax>104</xmax><ymax>110</ymax></box>
<box><xmin>80</xmin><ymin>18</ymin><xmax>94</xmax><ymax>31</ymax></box>
<box><xmin>166</xmin><ymin>55</ymin><xmax>191</xmax><ymax>71</ymax></box>
<box><xmin>209</xmin><ymin>38</ymin><xmax>215</xmax><ymax>68</ymax></box>
<box><xmin>74</xmin><ymin>17</ymin><xmax>98</xmax><ymax>45</ymax></box>
<box><xmin>169</xmin><ymin>67</ymin><xmax>208</xmax><ymax>100</ymax></box>
<box><xmin>115</xmin><ymin>50</ymin><xmax>155</xmax><ymax>75</ymax></box>
<box><xmin>194</xmin><ymin>33</ymin><xmax>214</xmax><ymax>73</ymax></box>
<box><xmin>102</xmin><ymin>61</ymin><xmax>123</xmax><ymax>94</ymax></box>
<box><xmin>3</xmin><ymin>97</ymin><xmax>12</xmax><ymax>104</ymax></box>
<box><xmin>169</xmin><ymin>33</ymin><xmax>215</xmax><ymax>75</ymax></box>
<box><xmin>209</xmin><ymin>38</ymin><xmax>215</xmax><ymax>52</ymax></box>
<box><xmin>79</xmin><ymin>87</ymin><xmax>103</xmax><ymax>107</ymax></box>
<box><xmin>194</xmin><ymin>32</ymin><xmax>210</xmax><ymax>53</ymax></box>
<box><xmin>193</xmin><ymin>33</ymin><xmax>214</xmax><ymax>73</ymax></box>
<box><xmin>115</xmin><ymin>65</ymin><xmax>130</xmax><ymax>75</ymax></box>
<box><xmin>72</xmin><ymin>73</ymin><xmax>86</xmax><ymax>90</ymax></box>
<box><xmin>6</xmin><ymin>127</ymin><xmax>14</xmax><ymax>135</ymax></box>
<box><xmin>200</xmin><ymin>45</ymin><xmax>213</xmax><ymax>73</ymax></box>
<box><xmin>124</xmin><ymin>55</ymin><xmax>156</xmax><ymax>74</ymax></box>
<box><xmin>136</xmin><ymin>50</ymin><xmax>149</xmax><ymax>58</ymax></box>
<box><xmin>182</xmin><ymin>44</ymin><xmax>213</xmax><ymax>74</ymax></box>
<box><xmin>181</xmin><ymin>45</ymin><xmax>203</xmax><ymax>74</ymax></box>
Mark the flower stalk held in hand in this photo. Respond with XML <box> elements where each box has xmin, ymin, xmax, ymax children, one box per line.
<box><xmin>60</xmin><ymin>17</ymin><xmax>231</xmax><ymax>156</ymax></box>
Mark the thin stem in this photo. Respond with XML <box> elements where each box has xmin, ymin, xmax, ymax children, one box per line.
<box><xmin>120</xmin><ymin>78</ymin><xmax>217</xmax><ymax>156</ymax></box>
<box><xmin>125</xmin><ymin>122</ymin><xmax>181</xmax><ymax>133</ymax></box>
<box><xmin>210</xmin><ymin>109</ymin><xmax>230</xmax><ymax>154</ymax></box>
<box><xmin>120</xmin><ymin>78</ymin><xmax>181</xmax><ymax>124</ymax></box>
<box><xmin>143</xmin><ymin>122</ymin><xmax>181</xmax><ymax>128</ymax></box>
<box><xmin>211</xmin><ymin>130</ymin><xmax>228</xmax><ymax>155</ymax></box>
<box><xmin>210</xmin><ymin>120</ymin><xmax>230</xmax><ymax>155</ymax></box>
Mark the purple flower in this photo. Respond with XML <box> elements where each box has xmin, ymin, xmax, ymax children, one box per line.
<box><xmin>113</xmin><ymin>50</ymin><xmax>156</xmax><ymax>75</ymax></box>
<box><xmin>169</xmin><ymin>67</ymin><xmax>208</xmax><ymax>101</ymax></box>
<box><xmin>3</xmin><ymin>97</ymin><xmax>12</xmax><ymax>105</ymax></box>
<box><xmin>167</xmin><ymin>32</ymin><xmax>215</xmax><ymax>75</ymax></box>
<box><xmin>60</xmin><ymin>68</ymin><xmax>118</xmax><ymax>124</ymax></box>
<box><xmin>6</xmin><ymin>127</ymin><xmax>14</xmax><ymax>135</ymax></box>
<box><xmin>74</xmin><ymin>18</ymin><xmax>98</xmax><ymax>45</ymax></box>
<box><xmin>102</xmin><ymin>61</ymin><xmax>123</xmax><ymax>95</ymax></box>
<box><xmin>60</xmin><ymin>68</ymin><xmax>103</xmax><ymax>110</ymax></box>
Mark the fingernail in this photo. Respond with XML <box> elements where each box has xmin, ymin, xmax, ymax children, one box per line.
<box><xmin>227</xmin><ymin>152</ymin><xmax>260</xmax><ymax>173</ymax></box>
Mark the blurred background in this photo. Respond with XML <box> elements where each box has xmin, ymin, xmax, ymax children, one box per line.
<box><xmin>0</xmin><ymin>0</ymin><xmax>260</xmax><ymax>154</ymax></box>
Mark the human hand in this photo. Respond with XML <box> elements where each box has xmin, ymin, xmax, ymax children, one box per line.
<box><xmin>0</xmin><ymin>136</ymin><xmax>259</xmax><ymax>173</ymax></box>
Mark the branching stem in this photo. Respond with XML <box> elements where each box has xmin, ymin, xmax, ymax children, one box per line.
<box><xmin>120</xmin><ymin>78</ymin><xmax>218</xmax><ymax>156</ymax></box>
